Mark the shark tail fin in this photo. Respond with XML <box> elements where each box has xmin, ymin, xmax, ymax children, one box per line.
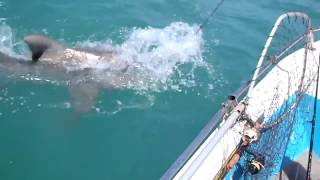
<box><xmin>24</xmin><ymin>35</ymin><xmax>64</xmax><ymax>61</ymax></box>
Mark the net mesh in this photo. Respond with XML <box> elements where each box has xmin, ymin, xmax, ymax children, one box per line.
<box><xmin>232</xmin><ymin>13</ymin><xmax>319</xmax><ymax>179</ymax></box>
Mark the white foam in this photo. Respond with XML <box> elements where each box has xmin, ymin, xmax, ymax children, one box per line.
<box><xmin>0</xmin><ymin>23</ymin><xmax>29</xmax><ymax>59</ymax></box>
<box><xmin>119</xmin><ymin>22</ymin><xmax>204</xmax><ymax>82</ymax></box>
<box><xmin>77</xmin><ymin>22</ymin><xmax>208</xmax><ymax>91</ymax></box>
<box><xmin>0</xmin><ymin>22</ymin><xmax>212</xmax><ymax>93</ymax></box>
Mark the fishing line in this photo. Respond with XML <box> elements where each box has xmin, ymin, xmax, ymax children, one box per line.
<box><xmin>196</xmin><ymin>0</ymin><xmax>226</xmax><ymax>34</ymax></box>
<box><xmin>306</xmin><ymin>55</ymin><xmax>320</xmax><ymax>180</ymax></box>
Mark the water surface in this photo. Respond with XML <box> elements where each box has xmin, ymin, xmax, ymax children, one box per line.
<box><xmin>0</xmin><ymin>0</ymin><xmax>319</xmax><ymax>179</ymax></box>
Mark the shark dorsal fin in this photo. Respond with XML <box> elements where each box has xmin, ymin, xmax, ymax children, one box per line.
<box><xmin>24</xmin><ymin>35</ymin><xmax>64</xmax><ymax>61</ymax></box>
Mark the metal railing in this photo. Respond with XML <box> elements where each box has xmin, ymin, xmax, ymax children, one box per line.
<box><xmin>246</xmin><ymin>12</ymin><xmax>313</xmax><ymax>100</ymax></box>
<box><xmin>161</xmin><ymin>12</ymin><xmax>316</xmax><ymax>180</ymax></box>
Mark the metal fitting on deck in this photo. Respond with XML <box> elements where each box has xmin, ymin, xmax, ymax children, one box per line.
<box><xmin>248</xmin><ymin>156</ymin><xmax>265</xmax><ymax>174</ymax></box>
<box><xmin>222</xmin><ymin>95</ymin><xmax>239</xmax><ymax>120</ymax></box>
<box><xmin>242</xmin><ymin>125</ymin><xmax>260</xmax><ymax>144</ymax></box>
<box><xmin>233</xmin><ymin>102</ymin><xmax>245</xmax><ymax>113</ymax></box>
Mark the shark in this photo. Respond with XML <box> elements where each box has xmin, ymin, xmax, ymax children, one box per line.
<box><xmin>0</xmin><ymin>34</ymin><xmax>133</xmax><ymax>113</ymax></box>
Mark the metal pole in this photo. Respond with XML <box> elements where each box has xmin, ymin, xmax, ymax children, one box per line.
<box><xmin>246</xmin><ymin>12</ymin><xmax>311</xmax><ymax>100</ymax></box>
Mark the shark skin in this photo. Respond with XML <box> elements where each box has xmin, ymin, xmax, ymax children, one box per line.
<box><xmin>0</xmin><ymin>34</ymin><xmax>131</xmax><ymax>113</ymax></box>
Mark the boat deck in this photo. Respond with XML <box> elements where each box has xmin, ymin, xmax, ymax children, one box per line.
<box><xmin>275</xmin><ymin>152</ymin><xmax>320</xmax><ymax>180</ymax></box>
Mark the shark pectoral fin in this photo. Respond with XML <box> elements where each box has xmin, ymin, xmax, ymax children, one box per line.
<box><xmin>69</xmin><ymin>83</ymin><xmax>100</xmax><ymax>113</ymax></box>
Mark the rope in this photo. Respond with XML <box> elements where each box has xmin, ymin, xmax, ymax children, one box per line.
<box><xmin>306</xmin><ymin>54</ymin><xmax>320</xmax><ymax>180</ymax></box>
<box><xmin>196</xmin><ymin>0</ymin><xmax>226</xmax><ymax>34</ymax></box>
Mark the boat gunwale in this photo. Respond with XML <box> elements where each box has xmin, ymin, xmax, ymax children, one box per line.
<box><xmin>160</xmin><ymin>25</ymin><xmax>320</xmax><ymax>180</ymax></box>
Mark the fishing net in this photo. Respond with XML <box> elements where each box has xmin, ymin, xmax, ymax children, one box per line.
<box><xmin>231</xmin><ymin>13</ymin><xmax>319</xmax><ymax>179</ymax></box>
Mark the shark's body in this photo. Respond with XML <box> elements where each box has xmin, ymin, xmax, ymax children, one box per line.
<box><xmin>24</xmin><ymin>35</ymin><xmax>128</xmax><ymax>70</ymax></box>
<box><xmin>0</xmin><ymin>34</ymin><xmax>131</xmax><ymax>112</ymax></box>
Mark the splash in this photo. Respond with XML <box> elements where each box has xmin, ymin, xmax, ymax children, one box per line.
<box><xmin>0</xmin><ymin>22</ymin><xmax>211</xmax><ymax>92</ymax></box>
<box><xmin>0</xmin><ymin>23</ymin><xmax>16</xmax><ymax>56</ymax></box>
<box><xmin>78</xmin><ymin>22</ymin><xmax>209</xmax><ymax>92</ymax></box>
<box><xmin>0</xmin><ymin>23</ymin><xmax>29</xmax><ymax>59</ymax></box>
<box><xmin>119</xmin><ymin>22</ymin><xmax>204</xmax><ymax>80</ymax></box>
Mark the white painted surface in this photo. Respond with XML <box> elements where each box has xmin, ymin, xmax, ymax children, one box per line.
<box><xmin>172</xmin><ymin>41</ymin><xmax>320</xmax><ymax>180</ymax></box>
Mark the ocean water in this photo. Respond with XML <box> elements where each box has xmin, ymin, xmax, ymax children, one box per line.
<box><xmin>0</xmin><ymin>0</ymin><xmax>319</xmax><ymax>179</ymax></box>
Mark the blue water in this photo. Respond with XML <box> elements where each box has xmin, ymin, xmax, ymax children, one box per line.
<box><xmin>0</xmin><ymin>0</ymin><xmax>319</xmax><ymax>179</ymax></box>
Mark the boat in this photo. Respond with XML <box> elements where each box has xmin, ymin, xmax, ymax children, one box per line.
<box><xmin>161</xmin><ymin>12</ymin><xmax>320</xmax><ymax>179</ymax></box>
